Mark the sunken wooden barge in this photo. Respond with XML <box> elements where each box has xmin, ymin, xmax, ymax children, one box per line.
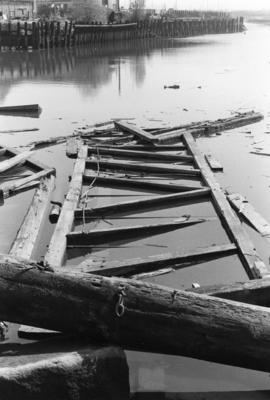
<box><xmin>0</xmin><ymin>110</ymin><xmax>270</xmax><ymax>398</ymax></box>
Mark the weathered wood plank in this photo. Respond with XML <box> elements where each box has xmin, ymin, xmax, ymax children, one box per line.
<box><xmin>66</xmin><ymin>137</ymin><xmax>78</xmax><ymax>158</ymax></box>
<box><xmin>0</xmin><ymin>104</ymin><xmax>39</xmax><ymax>112</ymax></box>
<box><xmin>188</xmin><ymin>278</ymin><xmax>270</xmax><ymax>307</ymax></box>
<box><xmin>44</xmin><ymin>145</ymin><xmax>88</xmax><ymax>268</ymax></box>
<box><xmin>0</xmin><ymin>151</ymin><xmax>31</xmax><ymax>174</ymax></box>
<box><xmin>87</xmin><ymin>145</ymin><xmax>193</xmax><ymax>163</ymax></box>
<box><xmin>114</xmin><ymin>120</ymin><xmax>158</xmax><ymax>144</ymax></box>
<box><xmin>86</xmin><ymin>158</ymin><xmax>201</xmax><ymax>177</ymax></box>
<box><xmin>75</xmin><ymin>188</ymin><xmax>210</xmax><ymax>218</ymax></box>
<box><xmin>74</xmin><ymin>243</ymin><xmax>237</xmax><ymax>276</ymax></box>
<box><xmin>67</xmin><ymin>217</ymin><xmax>205</xmax><ymax>246</ymax></box>
<box><xmin>0</xmin><ymin>168</ymin><xmax>55</xmax><ymax>199</ymax></box>
<box><xmin>9</xmin><ymin>175</ymin><xmax>55</xmax><ymax>260</ymax></box>
<box><xmin>83</xmin><ymin>171</ymin><xmax>203</xmax><ymax>192</ymax></box>
<box><xmin>2</xmin><ymin>256</ymin><xmax>270</xmax><ymax>372</ymax></box>
<box><xmin>119</xmin><ymin>144</ymin><xmax>187</xmax><ymax>151</ymax></box>
<box><xmin>227</xmin><ymin>193</ymin><xmax>270</xmax><ymax>239</ymax></box>
<box><xmin>182</xmin><ymin>132</ymin><xmax>268</xmax><ymax>279</ymax></box>
<box><xmin>205</xmin><ymin>154</ymin><xmax>223</xmax><ymax>171</ymax></box>
<box><xmin>5</xmin><ymin>147</ymin><xmax>52</xmax><ymax>172</ymax></box>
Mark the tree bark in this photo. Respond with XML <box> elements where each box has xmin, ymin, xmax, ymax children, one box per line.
<box><xmin>2</xmin><ymin>255</ymin><xmax>270</xmax><ymax>372</ymax></box>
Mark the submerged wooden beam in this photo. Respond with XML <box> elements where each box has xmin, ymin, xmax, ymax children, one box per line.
<box><xmin>87</xmin><ymin>145</ymin><xmax>193</xmax><ymax>163</ymax></box>
<box><xmin>83</xmin><ymin>171</ymin><xmax>203</xmax><ymax>192</ymax></box>
<box><xmin>205</xmin><ymin>154</ymin><xmax>223</xmax><ymax>171</ymax></box>
<box><xmin>9</xmin><ymin>176</ymin><xmax>55</xmax><ymax>260</ymax></box>
<box><xmin>44</xmin><ymin>145</ymin><xmax>88</xmax><ymax>268</ymax></box>
<box><xmin>227</xmin><ymin>193</ymin><xmax>270</xmax><ymax>240</ymax></box>
<box><xmin>67</xmin><ymin>218</ymin><xmax>205</xmax><ymax>246</ymax></box>
<box><xmin>182</xmin><ymin>132</ymin><xmax>268</xmax><ymax>279</ymax></box>
<box><xmin>114</xmin><ymin>120</ymin><xmax>158</xmax><ymax>144</ymax></box>
<box><xmin>75</xmin><ymin>243</ymin><xmax>237</xmax><ymax>276</ymax></box>
<box><xmin>2</xmin><ymin>256</ymin><xmax>270</xmax><ymax>372</ymax></box>
<box><xmin>75</xmin><ymin>188</ymin><xmax>210</xmax><ymax>218</ymax></box>
<box><xmin>188</xmin><ymin>278</ymin><xmax>270</xmax><ymax>307</ymax></box>
<box><xmin>0</xmin><ymin>104</ymin><xmax>40</xmax><ymax>112</ymax></box>
<box><xmin>86</xmin><ymin>158</ymin><xmax>201</xmax><ymax>177</ymax></box>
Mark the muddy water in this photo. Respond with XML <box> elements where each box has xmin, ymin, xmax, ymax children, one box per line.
<box><xmin>1</xmin><ymin>23</ymin><xmax>270</xmax><ymax>397</ymax></box>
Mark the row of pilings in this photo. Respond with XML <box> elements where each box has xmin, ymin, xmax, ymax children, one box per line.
<box><xmin>0</xmin><ymin>17</ymin><xmax>244</xmax><ymax>50</ymax></box>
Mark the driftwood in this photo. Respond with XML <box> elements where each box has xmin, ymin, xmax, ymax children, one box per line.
<box><xmin>2</xmin><ymin>255</ymin><xmax>270</xmax><ymax>372</ymax></box>
<box><xmin>0</xmin><ymin>104</ymin><xmax>40</xmax><ymax>112</ymax></box>
<box><xmin>74</xmin><ymin>243</ymin><xmax>237</xmax><ymax>276</ymax></box>
<box><xmin>114</xmin><ymin>120</ymin><xmax>158</xmax><ymax>144</ymax></box>
<box><xmin>0</xmin><ymin>151</ymin><xmax>31</xmax><ymax>174</ymax></box>
<box><xmin>205</xmin><ymin>154</ymin><xmax>223</xmax><ymax>171</ymax></box>
<box><xmin>66</xmin><ymin>218</ymin><xmax>205</xmax><ymax>246</ymax></box>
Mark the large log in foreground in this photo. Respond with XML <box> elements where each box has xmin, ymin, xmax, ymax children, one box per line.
<box><xmin>2</xmin><ymin>256</ymin><xmax>270</xmax><ymax>372</ymax></box>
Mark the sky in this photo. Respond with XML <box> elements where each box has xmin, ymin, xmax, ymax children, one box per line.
<box><xmin>125</xmin><ymin>0</ymin><xmax>270</xmax><ymax>11</ymax></box>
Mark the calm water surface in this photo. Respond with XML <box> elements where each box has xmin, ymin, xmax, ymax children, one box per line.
<box><xmin>1</xmin><ymin>22</ymin><xmax>270</xmax><ymax>398</ymax></box>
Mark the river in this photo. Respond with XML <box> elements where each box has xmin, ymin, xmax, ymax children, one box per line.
<box><xmin>0</xmin><ymin>22</ymin><xmax>270</xmax><ymax>398</ymax></box>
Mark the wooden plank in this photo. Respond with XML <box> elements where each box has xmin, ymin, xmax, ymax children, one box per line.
<box><xmin>118</xmin><ymin>144</ymin><xmax>187</xmax><ymax>151</ymax></box>
<box><xmin>114</xmin><ymin>120</ymin><xmax>159</xmax><ymax>144</ymax></box>
<box><xmin>44</xmin><ymin>145</ymin><xmax>88</xmax><ymax>268</ymax></box>
<box><xmin>74</xmin><ymin>243</ymin><xmax>237</xmax><ymax>276</ymax></box>
<box><xmin>0</xmin><ymin>151</ymin><xmax>31</xmax><ymax>174</ymax></box>
<box><xmin>3</xmin><ymin>257</ymin><xmax>270</xmax><ymax>373</ymax></box>
<box><xmin>86</xmin><ymin>158</ymin><xmax>201</xmax><ymax>177</ymax></box>
<box><xmin>0</xmin><ymin>104</ymin><xmax>40</xmax><ymax>112</ymax></box>
<box><xmin>205</xmin><ymin>154</ymin><xmax>223</xmax><ymax>171</ymax></box>
<box><xmin>67</xmin><ymin>218</ymin><xmax>205</xmax><ymax>246</ymax></box>
<box><xmin>5</xmin><ymin>147</ymin><xmax>52</xmax><ymax>172</ymax></box>
<box><xmin>227</xmin><ymin>193</ymin><xmax>270</xmax><ymax>239</ymax></box>
<box><xmin>250</xmin><ymin>151</ymin><xmax>270</xmax><ymax>157</ymax></box>
<box><xmin>188</xmin><ymin>277</ymin><xmax>270</xmax><ymax>307</ymax></box>
<box><xmin>75</xmin><ymin>188</ymin><xmax>210</xmax><ymax>218</ymax></box>
<box><xmin>66</xmin><ymin>138</ymin><xmax>78</xmax><ymax>158</ymax></box>
<box><xmin>9</xmin><ymin>175</ymin><xmax>55</xmax><ymax>260</ymax></box>
<box><xmin>0</xmin><ymin>168</ymin><xmax>55</xmax><ymax>199</ymax></box>
<box><xmin>182</xmin><ymin>132</ymin><xmax>268</xmax><ymax>279</ymax></box>
<box><xmin>84</xmin><ymin>170</ymin><xmax>203</xmax><ymax>192</ymax></box>
<box><xmin>87</xmin><ymin>145</ymin><xmax>194</xmax><ymax>163</ymax></box>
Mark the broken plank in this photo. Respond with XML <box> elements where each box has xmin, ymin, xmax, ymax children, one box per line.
<box><xmin>182</xmin><ymin>132</ymin><xmax>268</xmax><ymax>279</ymax></box>
<box><xmin>0</xmin><ymin>151</ymin><xmax>32</xmax><ymax>174</ymax></box>
<box><xmin>44</xmin><ymin>145</ymin><xmax>88</xmax><ymax>268</ymax></box>
<box><xmin>0</xmin><ymin>168</ymin><xmax>55</xmax><ymax>199</ymax></box>
<box><xmin>0</xmin><ymin>128</ymin><xmax>39</xmax><ymax>134</ymax></box>
<box><xmin>74</xmin><ymin>243</ymin><xmax>237</xmax><ymax>276</ymax></box>
<box><xmin>118</xmin><ymin>144</ymin><xmax>187</xmax><ymax>151</ymax></box>
<box><xmin>5</xmin><ymin>147</ymin><xmax>52</xmax><ymax>172</ymax></box>
<box><xmin>66</xmin><ymin>138</ymin><xmax>78</xmax><ymax>158</ymax></box>
<box><xmin>75</xmin><ymin>188</ymin><xmax>210</xmax><ymax>218</ymax></box>
<box><xmin>9</xmin><ymin>175</ymin><xmax>55</xmax><ymax>260</ymax></box>
<box><xmin>83</xmin><ymin>171</ymin><xmax>203</xmax><ymax>192</ymax></box>
<box><xmin>205</xmin><ymin>154</ymin><xmax>223</xmax><ymax>171</ymax></box>
<box><xmin>87</xmin><ymin>146</ymin><xmax>193</xmax><ymax>163</ymax></box>
<box><xmin>114</xmin><ymin>120</ymin><xmax>158</xmax><ymax>144</ymax></box>
<box><xmin>67</xmin><ymin>218</ymin><xmax>205</xmax><ymax>246</ymax></box>
<box><xmin>227</xmin><ymin>193</ymin><xmax>270</xmax><ymax>239</ymax></box>
<box><xmin>86</xmin><ymin>158</ymin><xmax>201</xmax><ymax>177</ymax></box>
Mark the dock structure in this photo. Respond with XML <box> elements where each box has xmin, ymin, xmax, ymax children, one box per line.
<box><xmin>0</xmin><ymin>16</ymin><xmax>244</xmax><ymax>50</ymax></box>
<box><xmin>43</xmin><ymin>115</ymin><xmax>268</xmax><ymax>282</ymax></box>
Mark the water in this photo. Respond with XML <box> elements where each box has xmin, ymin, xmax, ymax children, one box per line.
<box><xmin>1</xmin><ymin>23</ymin><xmax>270</xmax><ymax>397</ymax></box>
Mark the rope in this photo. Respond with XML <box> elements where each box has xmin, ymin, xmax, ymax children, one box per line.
<box><xmin>115</xmin><ymin>288</ymin><xmax>126</xmax><ymax>318</ymax></box>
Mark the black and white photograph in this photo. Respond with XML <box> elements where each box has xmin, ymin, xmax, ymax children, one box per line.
<box><xmin>0</xmin><ymin>0</ymin><xmax>270</xmax><ymax>399</ymax></box>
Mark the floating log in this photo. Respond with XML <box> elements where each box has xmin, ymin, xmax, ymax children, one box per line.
<box><xmin>114</xmin><ymin>120</ymin><xmax>158</xmax><ymax>144</ymax></box>
<box><xmin>0</xmin><ymin>104</ymin><xmax>40</xmax><ymax>113</ymax></box>
<box><xmin>0</xmin><ymin>128</ymin><xmax>39</xmax><ymax>134</ymax></box>
<box><xmin>227</xmin><ymin>193</ymin><xmax>270</xmax><ymax>239</ymax></box>
<box><xmin>2</xmin><ymin>256</ymin><xmax>270</xmax><ymax>373</ymax></box>
<box><xmin>9</xmin><ymin>176</ymin><xmax>55</xmax><ymax>260</ymax></box>
<box><xmin>83</xmin><ymin>171</ymin><xmax>203</xmax><ymax>192</ymax></box>
<box><xmin>156</xmin><ymin>112</ymin><xmax>264</xmax><ymax>144</ymax></box>
<box><xmin>75</xmin><ymin>243</ymin><xmax>237</xmax><ymax>276</ymax></box>
<box><xmin>0</xmin><ymin>341</ymin><xmax>129</xmax><ymax>400</ymax></box>
<box><xmin>86</xmin><ymin>158</ymin><xmax>201</xmax><ymax>177</ymax></box>
<box><xmin>67</xmin><ymin>218</ymin><xmax>205</xmax><ymax>246</ymax></box>
<box><xmin>0</xmin><ymin>168</ymin><xmax>55</xmax><ymax>199</ymax></box>
<box><xmin>205</xmin><ymin>154</ymin><xmax>223</xmax><ymax>171</ymax></box>
<box><xmin>87</xmin><ymin>145</ymin><xmax>193</xmax><ymax>163</ymax></box>
<box><xmin>250</xmin><ymin>151</ymin><xmax>270</xmax><ymax>157</ymax></box>
<box><xmin>182</xmin><ymin>132</ymin><xmax>268</xmax><ymax>279</ymax></box>
<box><xmin>74</xmin><ymin>188</ymin><xmax>210</xmax><ymax>219</ymax></box>
<box><xmin>0</xmin><ymin>151</ymin><xmax>32</xmax><ymax>174</ymax></box>
<box><xmin>44</xmin><ymin>146</ymin><xmax>88</xmax><ymax>268</ymax></box>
